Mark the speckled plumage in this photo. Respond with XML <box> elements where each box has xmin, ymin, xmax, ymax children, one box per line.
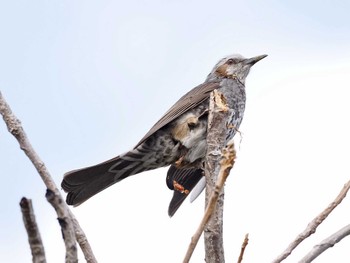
<box><xmin>61</xmin><ymin>54</ymin><xmax>267</xmax><ymax>216</ymax></box>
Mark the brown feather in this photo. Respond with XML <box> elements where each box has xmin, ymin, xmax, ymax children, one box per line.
<box><xmin>135</xmin><ymin>81</ymin><xmax>220</xmax><ymax>148</ymax></box>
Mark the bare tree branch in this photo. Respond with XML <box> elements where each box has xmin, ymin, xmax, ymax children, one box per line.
<box><xmin>183</xmin><ymin>90</ymin><xmax>236</xmax><ymax>263</ymax></box>
<box><xmin>68</xmin><ymin>210</ymin><xmax>97</xmax><ymax>263</ymax></box>
<box><xmin>272</xmin><ymin>179</ymin><xmax>350</xmax><ymax>263</ymax></box>
<box><xmin>0</xmin><ymin>91</ymin><xmax>97</xmax><ymax>263</ymax></box>
<box><xmin>204</xmin><ymin>90</ymin><xmax>231</xmax><ymax>263</ymax></box>
<box><xmin>46</xmin><ymin>190</ymin><xmax>77</xmax><ymax>263</ymax></box>
<box><xmin>182</xmin><ymin>142</ymin><xmax>236</xmax><ymax>263</ymax></box>
<box><xmin>237</xmin><ymin>233</ymin><xmax>249</xmax><ymax>263</ymax></box>
<box><xmin>299</xmin><ymin>224</ymin><xmax>350</xmax><ymax>263</ymax></box>
<box><xmin>20</xmin><ymin>197</ymin><xmax>47</xmax><ymax>263</ymax></box>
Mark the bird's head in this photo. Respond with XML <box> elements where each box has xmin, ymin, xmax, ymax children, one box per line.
<box><xmin>206</xmin><ymin>54</ymin><xmax>267</xmax><ymax>84</ymax></box>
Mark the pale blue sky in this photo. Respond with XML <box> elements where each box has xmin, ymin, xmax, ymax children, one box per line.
<box><xmin>1</xmin><ymin>1</ymin><xmax>350</xmax><ymax>262</ymax></box>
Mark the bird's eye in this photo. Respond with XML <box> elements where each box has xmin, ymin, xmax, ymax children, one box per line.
<box><xmin>227</xmin><ymin>59</ymin><xmax>235</xmax><ymax>65</ymax></box>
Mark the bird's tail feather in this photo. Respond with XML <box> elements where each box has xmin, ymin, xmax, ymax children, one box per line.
<box><xmin>166</xmin><ymin>165</ymin><xmax>204</xmax><ymax>217</ymax></box>
<box><xmin>62</xmin><ymin>149</ymin><xmax>155</xmax><ymax>206</ymax></box>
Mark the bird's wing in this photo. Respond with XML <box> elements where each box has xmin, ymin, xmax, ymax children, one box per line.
<box><xmin>135</xmin><ymin>81</ymin><xmax>220</xmax><ymax>148</ymax></box>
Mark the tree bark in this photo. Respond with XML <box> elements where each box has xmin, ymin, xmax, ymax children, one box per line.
<box><xmin>204</xmin><ymin>90</ymin><xmax>235</xmax><ymax>263</ymax></box>
<box><xmin>20</xmin><ymin>198</ymin><xmax>47</xmax><ymax>263</ymax></box>
<box><xmin>182</xmin><ymin>90</ymin><xmax>236</xmax><ymax>263</ymax></box>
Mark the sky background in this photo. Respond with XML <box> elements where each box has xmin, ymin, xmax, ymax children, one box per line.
<box><xmin>1</xmin><ymin>0</ymin><xmax>350</xmax><ymax>262</ymax></box>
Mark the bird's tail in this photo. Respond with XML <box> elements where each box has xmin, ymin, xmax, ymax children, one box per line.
<box><xmin>166</xmin><ymin>165</ymin><xmax>204</xmax><ymax>217</ymax></box>
<box><xmin>61</xmin><ymin>148</ymin><xmax>157</xmax><ymax>206</ymax></box>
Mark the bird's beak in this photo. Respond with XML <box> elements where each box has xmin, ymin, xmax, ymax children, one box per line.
<box><xmin>244</xmin><ymin>54</ymin><xmax>268</xmax><ymax>65</ymax></box>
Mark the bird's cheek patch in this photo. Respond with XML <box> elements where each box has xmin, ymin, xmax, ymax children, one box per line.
<box><xmin>215</xmin><ymin>64</ymin><xmax>229</xmax><ymax>77</ymax></box>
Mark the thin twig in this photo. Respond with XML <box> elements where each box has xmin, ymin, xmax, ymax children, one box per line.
<box><xmin>272</xmin><ymin>179</ymin><xmax>350</xmax><ymax>263</ymax></box>
<box><xmin>182</xmin><ymin>142</ymin><xmax>236</xmax><ymax>263</ymax></box>
<box><xmin>0</xmin><ymin>91</ymin><xmax>77</xmax><ymax>262</ymax></box>
<box><xmin>299</xmin><ymin>224</ymin><xmax>350</xmax><ymax>263</ymax></box>
<box><xmin>0</xmin><ymin>91</ymin><xmax>97</xmax><ymax>263</ymax></box>
<box><xmin>69</xmin><ymin>210</ymin><xmax>97</xmax><ymax>263</ymax></box>
<box><xmin>20</xmin><ymin>197</ymin><xmax>47</xmax><ymax>263</ymax></box>
<box><xmin>237</xmin><ymin>233</ymin><xmax>249</xmax><ymax>263</ymax></box>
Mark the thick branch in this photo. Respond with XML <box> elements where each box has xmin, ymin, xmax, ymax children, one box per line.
<box><xmin>20</xmin><ymin>197</ymin><xmax>47</xmax><ymax>263</ymax></box>
<box><xmin>183</xmin><ymin>142</ymin><xmax>236</xmax><ymax>263</ymax></box>
<box><xmin>0</xmin><ymin>91</ymin><xmax>97</xmax><ymax>263</ymax></box>
<box><xmin>183</xmin><ymin>90</ymin><xmax>236</xmax><ymax>263</ymax></box>
<box><xmin>272</xmin><ymin>179</ymin><xmax>350</xmax><ymax>263</ymax></box>
<box><xmin>299</xmin><ymin>224</ymin><xmax>350</xmax><ymax>263</ymax></box>
<box><xmin>204</xmin><ymin>89</ymin><xmax>237</xmax><ymax>263</ymax></box>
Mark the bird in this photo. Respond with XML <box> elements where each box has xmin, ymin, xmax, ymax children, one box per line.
<box><xmin>61</xmin><ymin>53</ymin><xmax>267</xmax><ymax>217</ymax></box>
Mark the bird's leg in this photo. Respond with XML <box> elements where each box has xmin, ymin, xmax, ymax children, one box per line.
<box><xmin>175</xmin><ymin>155</ymin><xmax>185</xmax><ymax>167</ymax></box>
<box><xmin>174</xmin><ymin>143</ymin><xmax>189</xmax><ymax>168</ymax></box>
